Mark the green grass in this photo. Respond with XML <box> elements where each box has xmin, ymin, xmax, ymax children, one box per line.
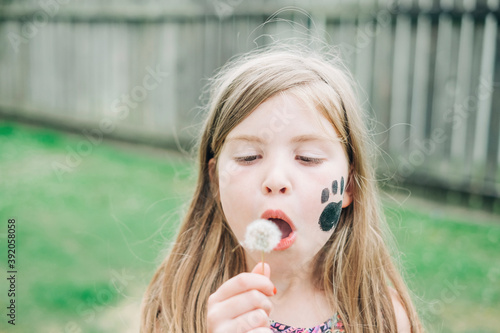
<box><xmin>0</xmin><ymin>120</ymin><xmax>196</xmax><ymax>332</ymax></box>
<box><xmin>0</xmin><ymin>120</ymin><xmax>499</xmax><ymax>332</ymax></box>
<box><xmin>383</xmin><ymin>196</ymin><xmax>500</xmax><ymax>332</ymax></box>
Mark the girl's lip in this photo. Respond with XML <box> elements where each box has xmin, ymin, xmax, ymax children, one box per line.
<box><xmin>260</xmin><ymin>209</ymin><xmax>296</xmax><ymax>251</ymax></box>
<box><xmin>260</xmin><ymin>209</ymin><xmax>296</xmax><ymax>230</ymax></box>
<box><xmin>274</xmin><ymin>231</ymin><xmax>296</xmax><ymax>251</ymax></box>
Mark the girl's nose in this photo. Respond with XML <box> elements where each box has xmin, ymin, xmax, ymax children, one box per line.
<box><xmin>263</xmin><ymin>183</ymin><xmax>288</xmax><ymax>194</ymax></box>
<box><xmin>261</xmin><ymin>162</ymin><xmax>292</xmax><ymax>195</ymax></box>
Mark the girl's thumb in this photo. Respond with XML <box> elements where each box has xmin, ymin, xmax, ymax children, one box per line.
<box><xmin>251</xmin><ymin>262</ymin><xmax>271</xmax><ymax>278</ymax></box>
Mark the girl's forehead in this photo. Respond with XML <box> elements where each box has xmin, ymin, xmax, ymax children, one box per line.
<box><xmin>226</xmin><ymin>92</ymin><xmax>341</xmax><ymax>143</ymax></box>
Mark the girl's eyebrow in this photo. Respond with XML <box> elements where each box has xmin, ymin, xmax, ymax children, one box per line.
<box><xmin>226</xmin><ymin>134</ymin><xmax>336</xmax><ymax>144</ymax></box>
<box><xmin>225</xmin><ymin>135</ymin><xmax>265</xmax><ymax>144</ymax></box>
<box><xmin>291</xmin><ymin>134</ymin><xmax>336</xmax><ymax>143</ymax></box>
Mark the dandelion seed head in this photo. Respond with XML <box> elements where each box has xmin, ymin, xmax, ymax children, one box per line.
<box><xmin>242</xmin><ymin>219</ymin><xmax>282</xmax><ymax>252</ymax></box>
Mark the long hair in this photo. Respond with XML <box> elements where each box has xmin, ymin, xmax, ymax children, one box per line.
<box><xmin>141</xmin><ymin>45</ymin><xmax>423</xmax><ymax>332</ymax></box>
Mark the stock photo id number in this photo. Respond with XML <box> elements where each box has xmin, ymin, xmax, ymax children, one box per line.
<box><xmin>6</xmin><ymin>218</ymin><xmax>17</xmax><ymax>326</ymax></box>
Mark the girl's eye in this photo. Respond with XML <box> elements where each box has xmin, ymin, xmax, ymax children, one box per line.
<box><xmin>234</xmin><ymin>155</ymin><xmax>261</xmax><ymax>164</ymax></box>
<box><xmin>296</xmin><ymin>155</ymin><xmax>324</xmax><ymax>164</ymax></box>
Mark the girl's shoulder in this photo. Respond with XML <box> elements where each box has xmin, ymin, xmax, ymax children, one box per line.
<box><xmin>270</xmin><ymin>313</ymin><xmax>345</xmax><ymax>333</ymax></box>
<box><xmin>390</xmin><ymin>288</ymin><xmax>412</xmax><ymax>333</ymax></box>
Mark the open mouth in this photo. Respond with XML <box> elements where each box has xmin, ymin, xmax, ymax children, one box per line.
<box><xmin>269</xmin><ymin>218</ymin><xmax>293</xmax><ymax>239</ymax></box>
<box><xmin>261</xmin><ymin>210</ymin><xmax>297</xmax><ymax>251</ymax></box>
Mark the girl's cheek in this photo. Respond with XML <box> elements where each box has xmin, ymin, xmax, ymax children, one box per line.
<box><xmin>217</xmin><ymin>161</ymin><xmax>246</xmax><ymax>189</ymax></box>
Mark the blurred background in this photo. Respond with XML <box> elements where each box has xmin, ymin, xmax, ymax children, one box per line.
<box><xmin>0</xmin><ymin>0</ymin><xmax>499</xmax><ymax>332</ymax></box>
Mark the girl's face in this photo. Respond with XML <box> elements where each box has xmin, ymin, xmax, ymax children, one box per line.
<box><xmin>213</xmin><ymin>92</ymin><xmax>352</xmax><ymax>269</ymax></box>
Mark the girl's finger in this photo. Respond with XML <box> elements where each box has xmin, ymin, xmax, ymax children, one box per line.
<box><xmin>208</xmin><ymin>272</ymin><xmax>274</xmax><ymax>305</ymax></box>
<box><xmin>250</xmin><ymin>262</ymin><xmax>271</xmax><ymax>278</ymax></box>
<box><xmin>228</xmin><ymin>308</ymin><xmax>270</xmax><ymax>333</ymax></box>
<box><xmin>208</xmin><ymin>289</ymin><xmax>273</xmax><ymax>324</ymax></box>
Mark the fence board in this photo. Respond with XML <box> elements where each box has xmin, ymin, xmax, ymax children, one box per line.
<box><xmin>153</xmin><ymin>23</ymin><xmax>178</xmax><ymax>135</ymax></box>
<box><xmin>451</xmin><ymin>13</ymin><xmax>474</xmax><ymax>172</ymax></box>
<box><xmin>389</xmin><ymin>13</ymin><xmax>412</xmax><ymax>154</ymax></box>
<box><xmin>354</xmin><ymin>15</ymin><xmax>375</xmax><ymax>116</ymax></box>
<box><xmin>474</xmin><ymin>13</ymin><xmax>497</xmax><ymax>183</ymax></box>
<box><xmin>370</xmin><ymin>11</ymin><xmax>394</xmax><ymax>153</ymax></box>
<box><xmin>430</xmin><ymin>13</ymin><xmax>453</xmax><ymax>172</ymax></box>
<box><xmin>409</xmin><ymin>14</ymin><xmax>431</xmax><ymax>152</ymax></box>
<box><xmin>474</xmin><ymin>13</ymin><xmax>497</xmax><ymax>164</ymax></box>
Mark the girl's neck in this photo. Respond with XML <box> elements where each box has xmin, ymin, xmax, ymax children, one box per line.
<box><xmin>265</xmin><ymin>260</ymin><xmax>335</xmax><ymax>328</ymax></box>
<box><xmin>271</xmin><ymin>279</ymin><xmax>333</xmax><ymax>328</ymax></box>
<box><xmin>271</xmin><ymin>259</ymin><xmax>315</xmax><ymax>293</ymax></box>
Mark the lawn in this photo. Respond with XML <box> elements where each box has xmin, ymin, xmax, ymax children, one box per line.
<box><xmin>0</xmin><ymin>120</ymin><xmax>499</xmax><ymax>332</ymax></box>
<box><xmin>383</xmin><ymin>195</ymin><xmax>500</xmax><ymax>333</ymax></box>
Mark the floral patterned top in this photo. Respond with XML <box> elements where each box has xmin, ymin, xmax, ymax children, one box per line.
<box><xmin>270</xmin><ymin>313</ymin><xmax>345</xmax><ymax>333</ymax></box>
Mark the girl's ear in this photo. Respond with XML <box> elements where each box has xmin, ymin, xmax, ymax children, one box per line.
<box><xmin>342</xmin><ymin>168</ymin><xmax>354</xmax><ymax>208</ymax></box>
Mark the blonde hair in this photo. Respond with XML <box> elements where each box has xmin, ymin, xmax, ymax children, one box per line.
<box><xmin>141</xmin><ymin>44</ymin><xmax>423</xmax><ymax>332</ymax></box>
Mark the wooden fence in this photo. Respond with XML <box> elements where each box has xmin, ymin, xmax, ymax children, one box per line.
<box><xmin>0</xmin><ymin>0</ymin><xmax>499</xmax><ymax>204</ymax></box>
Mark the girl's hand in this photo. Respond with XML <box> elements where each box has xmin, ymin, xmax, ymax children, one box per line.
<box><xmin>207</xmin><ymin>262</ymin><xmax>275</xmax><ymax>333</ymax></box>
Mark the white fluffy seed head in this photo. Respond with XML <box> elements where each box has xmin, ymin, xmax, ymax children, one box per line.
<box><xmin>242</xmin><ymin>219</ymin><xmax>282</xmax><ymax>253</ymax></box>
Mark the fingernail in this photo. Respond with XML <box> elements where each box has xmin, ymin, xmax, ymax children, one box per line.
<box><xmin>273</xmin><ymin>287</ymin><xmax>277</xmax><ymax>295</ymax></box>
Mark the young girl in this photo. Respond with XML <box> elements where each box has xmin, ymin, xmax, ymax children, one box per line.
<box><xmin>141</xmin><ymin>44</ymin><xmax>424</xmax><ymax>333</ymax></box>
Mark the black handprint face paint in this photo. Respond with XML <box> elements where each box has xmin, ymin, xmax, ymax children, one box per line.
<box><xmin>321</xmin><ymin>188</ymin><xmax>329</xmax><ymax>204</ymax></box>
<box><xmin>318</xmin><ymin>176</ymin><xmax>344</xmax><ymax>231</ymax></box>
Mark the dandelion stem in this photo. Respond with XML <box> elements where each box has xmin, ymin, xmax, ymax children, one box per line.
<box><xmin>261</xmin><ymin>251</ymin><xmax>264</xmax><ymax>272</ymax></box>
